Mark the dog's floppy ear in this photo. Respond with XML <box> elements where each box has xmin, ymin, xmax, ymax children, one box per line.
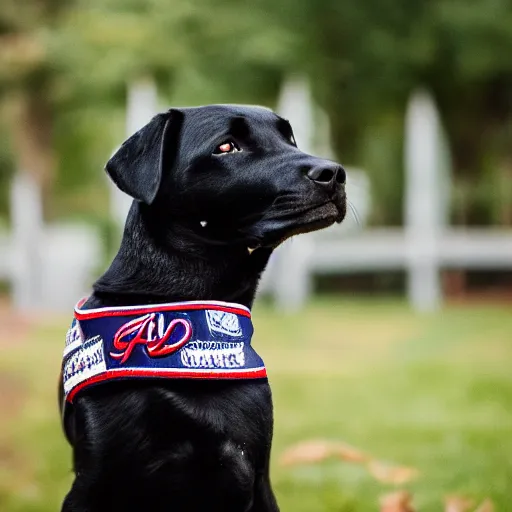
<box><xmin>105</xmin><ymin>109</ymin><xmax>183</xmax><ymax>204</ymax></box>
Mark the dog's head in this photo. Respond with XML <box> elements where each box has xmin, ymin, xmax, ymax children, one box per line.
<box><xmin>106</xmin><ymin>104</ymin><xmax>346</xmax><ymax>250</ymax></box>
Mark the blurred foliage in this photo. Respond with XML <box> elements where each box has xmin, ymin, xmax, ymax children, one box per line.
<box><xmin>0</xmin><ymin>0</ymin><xmax>511</xmax><ymax>225</ymax></box>
<box><xmin>0</xmin><ymin>121</ymin><xmax>14</xmax><ymax>217</ymax></box>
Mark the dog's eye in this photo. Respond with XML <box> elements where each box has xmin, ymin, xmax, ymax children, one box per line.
<box><xmin>213</xmin><ymin>141</ymin><xmax>241</xmax><ymax>155</ymax></box>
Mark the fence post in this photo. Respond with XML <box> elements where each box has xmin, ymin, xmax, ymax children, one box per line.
<box><xmin>10</xmin><ymin>173</ymin><xmax>44</xmax><ymax>311</ymax></box>
<box><xmin>404</xmin><ymin>89</ymin><xmax>445</xmax><ymax>312</ymax></box>
<box><xmin>109</xmin><ymin>77</ymin><xmax>158</xmax><ymax>231</ymax></box>
<box><xmin>273</xmin><ymin>76</ymin><xmax>317</xmax><ymax>311</ymax></box>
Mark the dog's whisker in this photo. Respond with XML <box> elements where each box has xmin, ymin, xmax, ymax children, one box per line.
<box><xmin>347</xmin><ymin>200</ymin><xmax>361</xmax><ymax>226</ymax></box>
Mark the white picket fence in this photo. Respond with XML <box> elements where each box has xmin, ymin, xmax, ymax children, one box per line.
<box><xmin>258</xmin><ymin>226</ymin><xmax>512</xmax><ymax>311</ymax></box>
<box><xmin>0</xmin><ymin>172</ymin><xmax>101</xmax><ymax>312</ymax></box>
<box><xmin>0</xmin><ymin>222</ymin><xmax>101</xmax><ymax>312</ymax></box>
<box><xmin>259</xmin><ymin>81</ymin><xmax>512</xmax><ymax>311</ymax></box>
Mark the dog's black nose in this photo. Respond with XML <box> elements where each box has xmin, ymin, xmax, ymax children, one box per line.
<box><xmin>307</xmin><ymin>164</ymin><xmax>346</xmax><ymax>186</ymax></box>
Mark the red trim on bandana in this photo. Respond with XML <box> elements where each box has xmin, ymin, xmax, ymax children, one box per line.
<box><xmin>75</xmin><ymin>301</ymin><xmax>251</xmax><ymax>321</ymax></box>
<box><xmin>67</xmin><ymin>366</ymin><xmax>268</xmax><ymax>402</ymax></box>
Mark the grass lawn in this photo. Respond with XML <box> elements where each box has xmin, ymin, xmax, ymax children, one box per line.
<box><xmin>1</xmin><ymin>297</ymin><xmax>511</xmax><ymax>511</ymax></box>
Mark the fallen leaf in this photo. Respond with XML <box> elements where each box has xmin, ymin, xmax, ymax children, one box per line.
<box><xmin>474</xmin><ymin>499</ymin><xmax>494</xmax><ymax>512</ymax></box>
<box><xmin>367</xmin><ymin>460</ymin><xmax>420</xmax><ymax>485</ymax></box>
<box><xmin>279</xmin><ymin>440</ymin><xmax>332</xmax><ymax>465</ymax></box>
<box><xmin>379</xmin><ymin>490</ymin><xmax>415</xmax><ymax>512</ymax></box>
<box><xmin>279</xmin><ymin>439</ymin><xmax>369</xmax><ymax>466</ymax></box>
<box><xmin>334</xmin><ymin>442</ymin><xmax>369</xmax><ymax>463</ymax></box>
<box><xmin>444</xmin><ymin>495</ymin><xmax>474</xmax><ymax>512</ymax></box>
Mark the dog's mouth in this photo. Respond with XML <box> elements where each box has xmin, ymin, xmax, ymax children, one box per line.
<box><xmin>243</xmin><ymin>194</ymin><xmax>346</xmax><ymax>251</ymax></box>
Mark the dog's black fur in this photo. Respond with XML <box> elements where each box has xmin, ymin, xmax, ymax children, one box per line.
<box><xmin>59</xmin><ymin>105</ymin><xmax>346</xmax><ymax>512</ymax></box>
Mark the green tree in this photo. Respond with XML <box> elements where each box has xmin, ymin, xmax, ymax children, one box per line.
<box><xmin>255</xmin><ymin>0</ymin><xmax>512</xmax><ymax>225</ymax></box>
<box><xmin>0</xmin><ymin>1</ymin><xmax>77</xmax><ymax>217</ymax></box>
<box><xmin>0</xmin><ymin>0</ymin><xmax>294</xmax><ymax>219</ymax></box>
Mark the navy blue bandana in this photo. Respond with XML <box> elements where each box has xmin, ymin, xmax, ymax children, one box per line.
<box><xmin>62</xmin><ymin>299</ymin><xmax>266</xmax><ymax>406</ymax></box>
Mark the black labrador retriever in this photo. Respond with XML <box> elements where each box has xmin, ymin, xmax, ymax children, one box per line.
<box><xmin>59</xmin><ymin>104</ymin><xmax>346</xmax><ymax>512</ymax></box>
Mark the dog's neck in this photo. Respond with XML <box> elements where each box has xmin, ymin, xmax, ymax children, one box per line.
<box><xmin>92</xmin><ymin>202</ymin><xmax>272</xmax><ymax>309</ymax></box>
